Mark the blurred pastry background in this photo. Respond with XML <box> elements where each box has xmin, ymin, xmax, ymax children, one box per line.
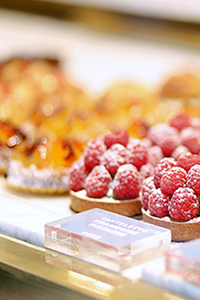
<box><xmin>0</xmin><ymin>0</ymin><xmax>200</xmax><ymax>142</ymax></box>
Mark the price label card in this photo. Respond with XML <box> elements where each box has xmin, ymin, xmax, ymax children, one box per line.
<box><xmin>45</xmin><ymin>208</ymin><xmax>171</xmax><ymax>272</ymax></box>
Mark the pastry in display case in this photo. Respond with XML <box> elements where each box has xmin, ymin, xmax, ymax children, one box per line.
<box><xmin>69</xmin><ymin>128</ymin><xmax>158</xmax><ymax>216</ymax></box>
<box><xmin>29</xmin><ymin>78</ymin><xmax>97</xmax><ymax>142</ymax></box>
<box><xmin>6</xmin><ymin>135</ymin><xmax>84</xmax><ymax>194</ymax></box>
<box><xmin>156</xmin><ymin>71</ymin><xmax>200</xmax><ymax>120</ymax></box>
<box><xmin>93</xmin><ymin>81</ymin><xmax>159</xmax><ymax>139</ymax></box>
<box><xmin>141</xmin><ymin>113</ymin><xmax>200</xmax><ymax>241</ymax></box>
<box><xmin>0</xmin><ymin>57</ymin><xmax>65</xmax><ymax>127</ymax></box>
<box><xmin>0</xmin><ymin>57</ymin><xmax>98</xmax><ymax>143</ymax></box>
<box><xmin>142</xmin><ymin>70</ymin><xmax>200</xmax><ymax>126</ymax></box>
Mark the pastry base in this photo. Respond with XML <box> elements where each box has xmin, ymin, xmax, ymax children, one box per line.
<box><xmin>70</xmin><ymin>190</ymin><xmax>142</xmax><ymax>216</ymax></box>
<box><xmin>142</xmin><ymin>208</ymin><xmax>200</xmax><ymax>242</ymax></box>
<box><xmin>6</xmin><ymin>182</ymin><xmax>69</xmax><ymax>195</ymax></box>
<box><xmin>5</xmin><ymin>160</ymin><xmax>70</xmax><ymax>195</ymax></box>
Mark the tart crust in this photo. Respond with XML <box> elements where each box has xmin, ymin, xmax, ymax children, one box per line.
<box><xmin>6</xmin><ymin>160</ymin><xmax>70</xmax><ymax>194</ymax></box>
<box><xmin>70</xmin><ymin>190</ymin><xmax>142</xmax><ymax>216</ymax></box>
<box><xmin>142</xmin><ymin>208</ymin><xmax>200</xmax><ymax>241</ymax></box>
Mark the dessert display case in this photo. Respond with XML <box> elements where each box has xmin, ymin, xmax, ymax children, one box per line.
<box><xmin>1</xmin><ymin>3</ymin><xmax>200</xmax><ymax>299</ymax></box>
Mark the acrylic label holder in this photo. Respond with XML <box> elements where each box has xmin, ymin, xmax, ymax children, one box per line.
<box><xmin>45</xmin><ymin>208</ymin><xmax>171</xmax><ymax>282</ymax></box>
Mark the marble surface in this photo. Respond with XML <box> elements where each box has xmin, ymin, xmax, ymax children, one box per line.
<box><xmin>0</xmin><ymin>177</ymin><xmax>74</xmax><ymax>247</ymax></box>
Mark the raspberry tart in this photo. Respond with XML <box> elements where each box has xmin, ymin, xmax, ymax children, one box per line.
<box><xmin>141</xmin><ymin>155</ymin><xmax>200</xmax><ymax>241</ymax></box>
<box><xmin>69</xmin><ymin>129</ymin><xmax>157</xmax><ymax>216</ymax></box>
<box><xmin>6</xmin><ymin>136</ymin><xmax>83</xmax><ymax>194</ymax></box>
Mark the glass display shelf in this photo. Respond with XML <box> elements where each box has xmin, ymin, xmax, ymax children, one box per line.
<box><xmin>0</xmin><ymin>232</ymin><xmax>191</xmax><ymax>300</ymax></box>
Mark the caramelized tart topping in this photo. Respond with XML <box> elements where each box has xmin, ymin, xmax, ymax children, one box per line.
<box><xmin>0</xmin><ymin>121</ymin><xmax>25</xmax><ymax>147</ymax></box>
<box><xmin>14</xmin><ymin>136</ymin><xmax>84</xmax><ymax>169</ymax></box>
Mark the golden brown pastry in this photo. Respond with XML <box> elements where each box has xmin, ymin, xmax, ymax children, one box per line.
<box><xmin>6</xmin><ymin>136</ymin><xmax>84</xmax><ymax>194</ymax></box>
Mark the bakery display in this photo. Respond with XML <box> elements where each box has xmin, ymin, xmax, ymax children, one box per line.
<box><xmin>6</xmin><ymin>136</ymin><xmax>84</xmax><ymax>194</ymax></box>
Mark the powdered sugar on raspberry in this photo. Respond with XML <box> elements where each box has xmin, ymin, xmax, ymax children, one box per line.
<box><xmin>84</xmin><ymin>138</ymin><xmax>106</xmax><ymax>170</ymax></box>
<box><xmin>85</xmin><ymin>165</ymin><xmax>112</xmax><ymax>198</ymax></box>
<box><xmin>139</xmin><ymin>163</ymin><xmax>155</xmax><ymax>185</ymax></box>
<box><xmin>112</xmin><ymin>164</ymin><xmax>140</xmax><ymax>199</ymax></box>
<box><xmin>180</xmin><ymin>127</ymin><xmax>200</xmax><ymax>154</ymax></box>
<box><xmin>187</xmin><ymin>165</ymin><xmax>200</xmax><ymax>195</ymax></box>
<box><xmin>160</xmin><ymin>166</ymin><xmax>187</xmax><ymax>195</ymax></box>
<box><xmin>171</xmin><ymin>145</ymin><xmax>190</xmax><ymax>160</ymax></box>
<box><xmin>148</xmin><ymin>188</ymin><xmax>171</xmax><ymax>218</ymax></box>
<box><xmin>168</xmin><ymin>112</ymin><xmax>190</xmax><ymax>131</ymax></box>
<box><xmin>69</xmin><ymin>159</ymin><xmax>89</xmax><ymax>191</ymax></box>
<box><xmin>154</xmin><ymin>157</ymin><xmax>177</xmax><ymax>188</ymax></box>
<box><xmin>141</xmin><ymin>176</ymin><xmax>156</xmax><ymax>210</ymax></box>
<box><xmin>177</xmin><ymin>153</ymin><xmax>200</xmax><ymax>172</ymax></box>
<box><xmin>100</xmin><ymin>149</ymin><xmax>127</xmax><ymax>177</ymax></box>
<box><xmin>104</xmin><ymin>129</ymin><xmax>129</xmax><ymax>148</ymax></box>
<box><xmin>147</xmin><ymin>145</ymin><xmax>164</xmax><ymax>167</ymax></box>
<box><xmin>127</xmin><ymin>138</ymin><xmax>148</xmax><ymax>170</ymax></box>
<box><xmin>169</xmin><ymin>187</ymin><xmax>199</xmax><ymax>221</ymax></box>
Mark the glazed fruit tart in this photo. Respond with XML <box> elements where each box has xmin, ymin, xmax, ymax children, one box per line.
<box><xmin>6</xmin><ymin>136</ymin><xmax>83</xmax><ymax>194</ymax></box>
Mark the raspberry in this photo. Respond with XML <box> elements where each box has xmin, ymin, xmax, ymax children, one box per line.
<box><xmin>141</xmin><ymin>137</ymin><xmax>152</xmax><ymax>148</ymax></box>
<box><xmin>141</xmin><ymin>176</ymin><xmax>156</xmax><ymax>210</ymax></box>
<box><xmin>127</xmin><ymin>139</ymin><xmax>148</xmax><ymax>170</ymax></box>
<box><xmin>171</xmin><ymin>145</ymin><xmax>190</xmax><ymax>160</ymax></box>
<box><xmin>84</xmin><ymin>138</ymin><xmax>106</xmax><ymax>170</ymax></box>
<box><xmin>109</xmin><ymin>143</ymin><xmax>129</xmax><ymax>159</ymax></box>
<box><xmin>85</xmin><ymin>165</ymin><xmax>112</xmax><ymax>198</ymax></box>
<box><xmin>148</xmin><ymin>188</ymin><xmax>171</xmax><ymax>218</ymax></box>
<box><xmin>147</xmin><ymin>145</ymin><xmax>164</xmax><ymax>167</ymax></box>
<box><xmin>154</xmin><ymin>157</ymin><xmax>177</xmax><ymax>188</ymax></box>
<box><xmin>100</xmin><ymin>149</ymin><xmax>126</xmax><ymax>176</ymax></box>
<box><xmin>139</xmin><ymin>163</ymin><xmax>155</xmax><ymax>185</ymax></box>
<box><xmin>147</xmin><ymin>123</ymin><xmax>181</xmax><ymax>156</ymax></box>
<box><xmin>158</xmin><ymin>132</ymin><xmax>181</xmax><ymax>157</ymax></box>
<box><xmin>187</xmin><ymin>165</ymin><xmax>200</xmax><ymax>195</ymax></box>
<box><xmin>69</xmin><ymin>159</ymin><xmax>89</xmax><ymax>191</ymax></box>
<box><xmin>169</xmin><ymin>187</ymin><xmax>199</xmax><ymax>221</ymax></box>
<box><xmin>104</xmin><ymin>129</ymin><xmax>129</xmax><ymax>149</ymax></box>
<box><xmin>180</xmin><ymin>127</ymin><xmax>200</xmax><ymax>154</ymax></box>
<box><xmin>169</xmin><ymin>112</ymin><xmax>190</xmax><ymax>131</ymax></box>
<box><xmin>147</xmin><ymin>123</ymin><xmax>178</xmax><ymax>145</ymax></box>
<box><xmin>177</xmin><ymin>153</ymin><xmax>200</xmax><ymax>172</ymax></box>
<box><xmin>160</xmin><ymin>166</ymin><xmax>187</xmax><ymax>195</ymax></box>
<box><xmin>113</xmin><ymin>164</ymin><xmax>140</xmax><ymax>199</ymax></box>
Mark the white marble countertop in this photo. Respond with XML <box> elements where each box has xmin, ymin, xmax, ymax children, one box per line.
<box><xmin>0</xmin><ymin>177</ymin><xmax>74</xmax><ymax>247</ymax></box>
